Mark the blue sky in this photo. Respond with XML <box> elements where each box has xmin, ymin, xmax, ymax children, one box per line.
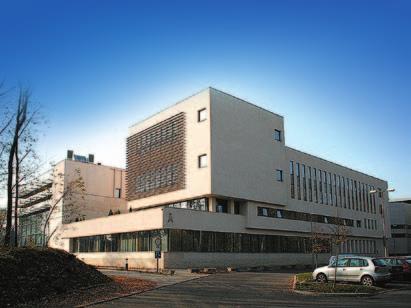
<box><xmin>1</xmin><ymin>0</ymin><xmax>410</xmax><ymax>199</ymax></box>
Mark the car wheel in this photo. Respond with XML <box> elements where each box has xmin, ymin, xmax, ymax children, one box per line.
<box><xmin>316</xmin><ymin>273</ymin><xmax>327</xmax><ymax>283</ymax></box>
<box><xmin>361</xmin><ymin>275</ymin><xmax>374</xmax><ymax>287</ymax></box>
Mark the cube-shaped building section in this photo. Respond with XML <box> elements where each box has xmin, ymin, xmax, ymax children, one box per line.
<box><xmin>63</xmin><ymin>88</ymin><xmax>389</xmax><ymax>269</ymax></box>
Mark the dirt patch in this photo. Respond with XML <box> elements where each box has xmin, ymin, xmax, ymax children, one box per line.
<box><xmin>23</xmin><ymin>276</ymin><xmax>157</xmax><ymax>307</ymax></box>
<box><xmin>0</xmin><ymin>247</ymin><xmax>156</xmax><ymax>307</ymax></box>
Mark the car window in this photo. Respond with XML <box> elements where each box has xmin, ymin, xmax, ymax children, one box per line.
<box><xmin>372</xmin><ymin>259</ymin><xmax>387</xmax><ymax>267</ymax></box>
<box><xmin>349</xmin><ymin>258</ymin><xmax>367</xmax><ymax>267</ymax></box>
<box><xmin>361</xmin><ymin>259</ymin><xmax>369</xmax><ymax>267</ymax></box>
<box><xmin>330</xmin><ymin>258</ymin><xmax>350</xmax><ymax>267</ymax></box>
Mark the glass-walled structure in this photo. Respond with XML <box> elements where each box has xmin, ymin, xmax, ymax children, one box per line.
<box><xmin>19</xmin><ymin>209</ymin><xmax>48</xmax><ymax>247</ymax></box>
<box><xmin>70</xmin><ymin>228</ymin><xmax>323</xmax><ymax>254</ymax></box>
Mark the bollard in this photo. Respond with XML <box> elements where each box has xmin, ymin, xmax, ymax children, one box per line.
<box><xmin>125</xmin><ymin>258</ymin><xmax>128</xmax><ymax>271</ymax></box>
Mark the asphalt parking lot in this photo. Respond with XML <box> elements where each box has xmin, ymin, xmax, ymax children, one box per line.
<box><xmin>95</xmin><ymin>271</ymin><xmax>411</xmax><ymax>307</ymax></box>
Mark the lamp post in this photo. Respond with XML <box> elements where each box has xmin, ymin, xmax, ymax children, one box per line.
<box><xmin>370</xmin><ymin>188</ymin><xmax>395</xmax><ymax>257</ymax></box>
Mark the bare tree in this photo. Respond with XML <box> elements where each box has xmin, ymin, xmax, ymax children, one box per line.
<box><xmin>0</xmin><ymin>209</ymin><xmax>6</xmax><ymax>246</ymax></box>
<box><xmin>327</xmin><ymin>222</ymin><xmax>350</xmax><ymax>287</ymax></box>
<box><xmin>310</xmin><ymin>225</ymin><xmax>331</xmax><ymax>268</ymax></box>
<box><xmin>1</xmin><ymin>87</ymin><xmax>42</xmax><ymax>247</ymax></box>
<box><xmin>42</xmin><ymin>168</ymin><xmax>86</xmax><ymax>247</ymax></box>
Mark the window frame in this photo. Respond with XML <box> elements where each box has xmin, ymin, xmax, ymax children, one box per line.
<box><xmin>197</xmin><ymin>108</ymin><xmax>207</xmax><ymax>122</ymax></box>
<box><xmin>198</xmin><ymin>154</ymin><xmax>208</xmax><ymax>168</ymax></box>
<box><xmin>276</xmin><ymin>169</ymin><xmax>283</xmax><ymax>182</ymax></box>
<box><xmin>274</xmin><ymin>129</ymin><xmax>282</xmax><ymax>142</ymax></box>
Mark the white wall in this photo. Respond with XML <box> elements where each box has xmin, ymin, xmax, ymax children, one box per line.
<box><xmin>210</xmin><ymin>88</ymin><xmax>288</xmax><ymax>205</ymax></box>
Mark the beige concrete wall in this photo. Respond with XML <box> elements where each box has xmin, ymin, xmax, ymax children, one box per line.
<box><xmin>210</xmin><ymin>88</ymin><xmax>288</xmax><ymax>205</ymax></box>
<box><xmin>63</xmin><ymin>159</ymin><xmax>127</xmax><ymax>221</ymax></box>
<box><xmin>62</xmin><ymin>207</ymin><xmax>164</xmax><ymax>238</ymax></box>
<box><xmin>75</xmin><ymin>252</ymin><xmax>163</xmax><ymax>269</ymax></box>
<box><xmin>163</xmin><ymin>207</ymin><xmax>246</xmax><ymax>233</ymax></box>
<box><xmin>128</xmin><ymin>89</ymin><xmax>212</xmax><ymax>209</ymax></box>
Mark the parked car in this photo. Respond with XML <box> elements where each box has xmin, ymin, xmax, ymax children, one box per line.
<box><xmin>313</xmin><ymin>256</ymin><xmax>390</xmax><ymax>286</ymax></box>
<box><xmin>393</xmin><ymin>257</ymin><xmax>411</xmax><ymax>280</ymax></box>
<box><xmin>377</xmin><ymin>258</ymin><xmax>405</xmax><ymax>280</ymax></box>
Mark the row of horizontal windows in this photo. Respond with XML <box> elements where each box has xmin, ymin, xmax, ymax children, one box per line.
<box><xmin>391</xmin><ymin>224</ymin><xmax>411</xmax><ymax>229</ymax></box>
<box><xmin>289</xmin><ymin>161</ymin><xmax>377</xmax><ymax>214</ymax></box>
<box><xmin>70</xmin><ymin>229</ymin><xmax>332</xmax><ymax>254</ymax></box>
<box><xmin>167</xmin><ymin>198</ymin><xmax>209</xmax><ymax>211</ymax></box>
<box><xmin>258</xmin><ymin>207</ymin><xmax>378</xmax><ymax>231</ymax></box>
<box><xmin>392</xmin><ymin>233</ymin><xmax>411</xmax><ymax>238</ymax></box>
<box><xmin>258</xmin><ymin>206</ymin><xmax>354</xmax><ymax>227</ymax></box>
<box><xmin>71</xmin><ymin>230</ymin><xmax>167</xmax><ymax>253</ymax></box>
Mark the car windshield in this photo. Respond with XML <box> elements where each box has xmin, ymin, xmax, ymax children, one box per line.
<box><xmin>372</xmin><ymin>259</ymin><xmax>387</xmax><ymax>267</ymax></box>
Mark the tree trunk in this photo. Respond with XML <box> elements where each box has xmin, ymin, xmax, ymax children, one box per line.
<box><xmin>14</xmin><ymin>143</ymin><xmax>19</xmax><ymax>247</ymax></box>
<box><xmin>4</xmin><ymin>139</ymin><xmax>16</xmax><ymax>246</ymax></box>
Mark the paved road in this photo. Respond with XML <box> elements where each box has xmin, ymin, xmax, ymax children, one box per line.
<box><xmin>95</xmin><ymin>272</ymin><xmax>411</xmax><ymax>307</ymax></box>
<box><xmin>100</xmin><ymin>269</ymin><xmax>203</xmax><ymax>287</ymax></box>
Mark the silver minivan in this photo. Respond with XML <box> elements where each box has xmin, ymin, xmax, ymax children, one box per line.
<box><xmin>312</xmin><ymin>256</ymin><xmax>390</xmax><ymax>286</ymax></box>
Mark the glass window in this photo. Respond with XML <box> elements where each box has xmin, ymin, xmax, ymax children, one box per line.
<box><xmin>216</xmin><ymin>199</ymin><xmax>228</xmax><ymax>213</ymax></box>
<box><xmin>331</xmin><ymin>258</ymin><xmax>350</xmax><ymax>267</ymax></box>
<box><xmin>290</xmin><ymin>161</ymin><xmax>295</xmax><ymax>199</ymax></box>
<box><xmin>234</xmin><ymin>201</ymin><xmax>241</xmax><ymax>215</ymax></box>
<box><xmin>349</xmin><ymin>259</ymin><xmax>368</xmax><ymax>267</ymax></box>
<box><xmin>198</xmin><ymin>108</ymin><xmax>207</xmax><ymax>122</ymax></box>
<box><xmin>276</xmin><ymin>210</ymin><xmax>283</xmax><ymax>218</ymax></box>
<box><xmin>114</xmin><ymin>188</ymin><xmax>121</xmax><ymax>198</ymax></box>
<box><xmin>274</xmin><ymin>129</ymin><xmax>282</xmax><ymax>141</ymax></box>
<box><xmin>276</xmin><ymin>169</ymin><xmax>283</xmax><ymax>182</ymax></box>
<box><xmin>198</xmin><ymin>154</ymin><xmax>208</xmax><ymax>168</ymax></box>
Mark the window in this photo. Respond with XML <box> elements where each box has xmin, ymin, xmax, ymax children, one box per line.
<box><xmin>276</xmin><ymin>210</ymin><xmax>283</xmax><ymax>218</ymax></box>
<box><xmin>198</xmin><ymin>154</ymin><xmax>208</xmax><ymax>168</ymax></box>
<box><xmin>356</xmin><ymin>220</ymin><xmax>362</xmax><ymax>228</ymax></box>
<box><xmin>330</xmin><ymin>258</ymin><xmax>350</xmax><ymax>267</ymax></box>
<box><xmin>276</xmin><ymin>169</ymin><xmax>283</xmax><ymax>182</ymax></box>
<box><xmin>296</xmin><ymin>163</ymin><xmax>301</xmax><ymax>200</ymax></box>
<box><xmin>349</xmin><ymin>258</ymin><xmax>368</xmax><ymax>267</ymax></box>
<box><xmin>198</xmin><ymin>108</ymin><xmax>207</xmax><ymax>122</ymax></box>
<box><xmin>114</xmin><ymin>188</ymin><xmax>121</xmax><ymax>198</ymax></box>
<box><xmin>290</xmin><ymin>161</ymin><xmax>295</xmax><ymax>199</ymax></box>
<box><xmin>234</xmin><ymin>201</ymin><xmax>241</xmax><ymax>215</ymax></box>
<box><xmin>216</xmin><ymin>199</ymin><xmax>228</xmax><ymax>213</ymax></box>
<box><xmin>274</xmin><ymin>129</ymin><xmax>282</xmax><ymax>141</ymax></box>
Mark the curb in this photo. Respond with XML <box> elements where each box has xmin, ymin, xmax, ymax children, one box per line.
<box><xmin>291</xmin><ymin>274</ymin><xmax>403</xmax><ymax>297</ymax></box>
<box><xmin>75</xmin><ymin>274</ymin><xmax>209</xmax><ymax>307</ymax></box>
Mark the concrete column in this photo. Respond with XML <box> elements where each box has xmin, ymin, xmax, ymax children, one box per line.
<box><xmin>209</xmin><ymin>197</ymin><xmax>216</xmax><ymax>212</ymax></box>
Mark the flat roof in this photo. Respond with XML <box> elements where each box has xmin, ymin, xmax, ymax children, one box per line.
<box><xmin>128</xmin><ymin>87</ymin><xmax>284</xmax><ymax>132</ymax></box>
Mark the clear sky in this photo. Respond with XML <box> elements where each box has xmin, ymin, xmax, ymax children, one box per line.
<box><xmin>1</xmin><ymin>0</ymin><xmax>410</xmax><ymax>199</ymax></box>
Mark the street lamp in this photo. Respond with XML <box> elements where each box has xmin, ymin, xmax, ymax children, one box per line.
<box><xmin>370</xmin><ymin>188</ymin><xmax>395</xmax><ymax>257</ymax></box>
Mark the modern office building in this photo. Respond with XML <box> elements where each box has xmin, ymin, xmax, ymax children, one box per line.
<box><xmin>18</xmin><ymin>151</ymin><xmax>127</xmax><ymax>248</ymax></box>
<box><xmin>388</xmin><ymin>199</ymin><xmax>411</xmax><ymax>256</ymax></box>
<box><xmin>62</xmin><ymin>88</ymin><xmax>389</xmax><ymax>269</ymax></box>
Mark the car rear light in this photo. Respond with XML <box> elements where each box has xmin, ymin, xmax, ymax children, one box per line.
<box><xmin>403</xmin><ymin>263</ymin><xmax>410</xmax><ymax>271</ymax></box>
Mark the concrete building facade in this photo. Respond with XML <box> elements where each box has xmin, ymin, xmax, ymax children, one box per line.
<box><xmin>388</xmin><ymin>199</ymin><xmax>411</xmax><ymax>256</ymax></box>
<box><xmin>62</xmin><ymin>88</ymin><xmax>389</xmax><ymax>269</ymax></box>
<box><xmin>18</xmin><ymin>152</ymin><xmax>127</xmax><ymax>249</ymax></box>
